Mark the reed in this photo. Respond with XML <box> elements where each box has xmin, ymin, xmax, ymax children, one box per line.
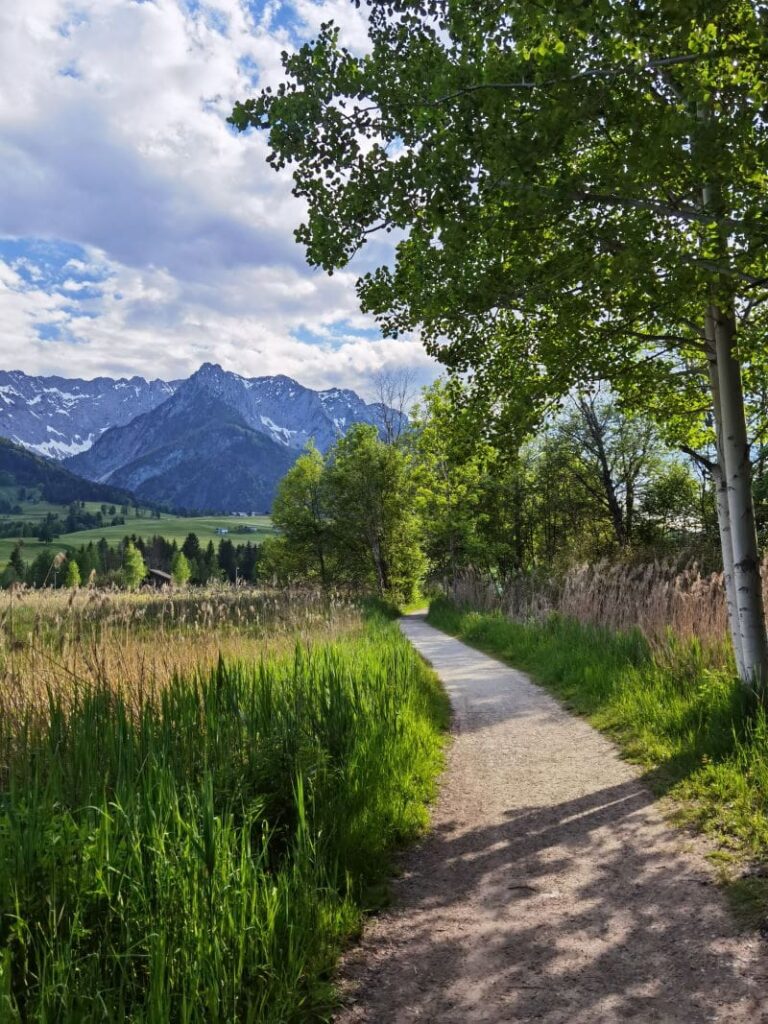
<box><xmin>0</xmin><ymin>586</ymin><xmax>362</xmax><ymax>726</ymax></box>
<box><xmin>446</xmin><ymin>559</ymin><xmax>768</xmax><ymax>659</ymax></box>
<box><xmin>0</xmin><ymin>610</ymin><xmax>448</xmax><ymax>1021</ymax></box>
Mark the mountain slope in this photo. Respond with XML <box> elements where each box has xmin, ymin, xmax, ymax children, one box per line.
<box><xmin>0</xmin><ymin>363</ymin><xmax>403</xmax><ymax>513</ymax></box>
<box><xmin>0</xmin><ymin>437</ymin><xmax>134</xmax><ymax>506</ymax></box>
<box><xmin>64</xmin><ymin>363</ymin><xmax>401</xmax><ymax>512</ymax></box>
<box><xmin>163</xmin><ymin>362</ymin><xmax>394</xmax><ymax>453</ymax></box>
<box><xmin>68</xmin><ymin>387</ymin><xmax>296</xmax><ymax>513</ymax></box>
<box><xmin>0</xmin><ymin>364</ymin><xmax>399</xmax><ymax>462</ymax></box>
<box><xmin>0</xmin><ymin>370</ymin><xmax>177</xmax><ymax>458</ymax></box>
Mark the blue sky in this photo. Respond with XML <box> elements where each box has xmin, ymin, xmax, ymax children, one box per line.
<box><xmin>0</xmin><ymin>1</ymin><xmax>438</xmax><ymax>394</ymax></box>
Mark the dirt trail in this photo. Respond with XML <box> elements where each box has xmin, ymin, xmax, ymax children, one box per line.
<box><xmin>336</xmin><ymin>613</ymin><xmax>767</xmax><ymax>1023</ymax></box>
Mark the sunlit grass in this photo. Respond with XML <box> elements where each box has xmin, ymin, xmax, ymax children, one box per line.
<box><xmin>0</xmin><ymin>586</ymin><xmax>363</xmax><ymax>722</ymax></box>
<box><xmin>0</xmin><ymin>599</ymin><xmax>449</xmax><ymax>1020</ymax></box>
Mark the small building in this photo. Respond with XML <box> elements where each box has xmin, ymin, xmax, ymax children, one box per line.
<box><xmin>215</xmin><ymin>527</ymin><xmax>229</xmax><ymax>536</ymax></box>
<box><xmin>147</xmin><ymin>568</ymin><xmax>172</xmax><ymax>588</ymax></box>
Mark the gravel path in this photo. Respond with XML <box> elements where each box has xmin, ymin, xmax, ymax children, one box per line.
<box><xmin>336</xmin><ymin>614</ymin><xmax>767</xmax><ymax>1023</ymax></box>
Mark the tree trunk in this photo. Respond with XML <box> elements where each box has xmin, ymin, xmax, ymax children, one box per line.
<box><xmin>712</xmin><ymin>461</ymin><xmax>746</xmax><ymax>677</ymax></box>
<box><xmin>697</xmin><ymin>99</ymin><xmax>766</xmax><ymax>688</ymax></box>
<box><xmin>712</xmin><ymin>307</ymin><xmax>768</xmax><ymax>688</ymax></box>
<box><xmin>578</xmin><ymin>399</ymin><xmax>628</xmax><ymax>547</ymax></box>
<box><xmin>625</xmin><ymin>479</ymin><xmax>634</xmax><ymax>545</ymax></box>
<box><xmin>704</xmin><ymin>313</ymin><xmax>745</xmax><ymax>678</ymax></box>
<box><xmin>370</xmin><ymin>534</ymin><xmax>390</xmax><ymax>593</ymax></box>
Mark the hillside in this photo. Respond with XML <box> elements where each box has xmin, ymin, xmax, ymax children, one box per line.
<box><xmin>0</xmin><ymin>437</ymin><xmax>134</xmax><ymax>507</ymax></box>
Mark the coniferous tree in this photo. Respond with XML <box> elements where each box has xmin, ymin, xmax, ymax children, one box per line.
<box><xmin>9</xmin><ymin>544</ymin><xmax>25</xmax><ymax>580</ymax></box>
<box><xmin>182</xmin><ymin>532</ymin><xmax>201</xmax><ymax>562</ymax></box>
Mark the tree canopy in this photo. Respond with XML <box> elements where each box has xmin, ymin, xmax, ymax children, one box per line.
<box><xmin>233</xmin><ymin>0</ymin><xmax>768</xmax><ymax>685</ymax></box>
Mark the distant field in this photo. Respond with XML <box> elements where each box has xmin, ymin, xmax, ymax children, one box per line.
<box><xmin>0</xmin><ymin>496</ymin><xmax>112</xmax><ymax>522</ymax></box>
<box><xmin>59</xmin><ymin>514</ymin><xmax>276</xmax><ymax>548</ymax></box>
<box><xmin>0</xmin><ymin>511</ymin><xmax>275</xmax><ymax>565</ymax></box>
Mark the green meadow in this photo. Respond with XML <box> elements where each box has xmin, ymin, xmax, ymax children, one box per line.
<box><xmin>0</xmin><ymin>506</ymin><xmax>275</xmax><ymax>564</ymax></box>
<box><xmin>0</xmin><ymin>601</ymin><xmax>448</xmax><ymax>1020</ymax></box>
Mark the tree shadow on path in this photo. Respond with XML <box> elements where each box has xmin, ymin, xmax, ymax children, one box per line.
<box><xmin>337</xmin><ymin>616</ymin><xmax>767</xmax><ymax>1023</ymax></box>
<box><xmin>339</xmin><ymin>778</ymin><xmax>767</xmax><ymax>1022</ymax></box>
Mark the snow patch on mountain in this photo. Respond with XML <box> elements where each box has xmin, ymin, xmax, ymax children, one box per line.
<box><xmin>0</xmin><ymin>370</ymin><xmax>178</xmax><ymax>459</ymax></box>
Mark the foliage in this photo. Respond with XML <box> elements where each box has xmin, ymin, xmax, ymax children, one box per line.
<box><xmin>64</xmin><ymin>558</ymin><xmax>81</xmax><ymax>589</ymax></box>
<box><xmin>0</xmin><ymin>614</ymin><xmax>448</xmax><ymax>1021</ymax></box>
<box><xmin>326</xmin><ymin>424</ymin><xmax>424</xmax><ymax>599</ymax></box>
<box><xmin>122</xmin><ymin>541</ymin><xmax>146</xmax><ymax>590</ymax></box>
<box><xmin>233</xmin><ymin>2</ymin><xmax>768</xmax><ymax>441</ymax></box>
<box><xmin>270</xmin><ymin>427</ymin><xmax>425</xmax><ymax>601</ymax></box>
<box><xmin>270</xmin><ymin>445</ymin><xmax>331</xmax><ymax>585</ymax></box>
<box><xmin>171</xmin><ymin>550</ymin><xmax>191</xmax><ymax>586</ymax></box>
<box><xmin>412</xmin><ymin>381</ymin><xmax>714</xmax><ymax>580</ymax></box>
<box><xmin>235</xmin><ymin>0</ymin><xmax>768</xmax><ymax>681</ymax></box>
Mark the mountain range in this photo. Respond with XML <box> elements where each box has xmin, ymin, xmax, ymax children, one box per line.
<box><xmin>0</xmin><ymin>369</ymin><xmax>177</xmax><ymax>459</ymax></box>
<box><xmin>0</xmin><ymin>365</ymin><xmax>397</xmax><ymax>513</ymax></box>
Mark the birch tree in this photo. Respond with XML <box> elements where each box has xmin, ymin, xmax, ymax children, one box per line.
<box><xmin>271</xmin><ymin>444</ymin><xmax>332</xmax><ymax>585</ymax></box>
<box><xmin>232</xmin><ymin>0</ymin><xmax>768</xmax><ymax>686</ymax></box>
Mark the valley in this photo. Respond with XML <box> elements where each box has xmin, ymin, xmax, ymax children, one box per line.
<box><xmin>0</xmin><ymin>505</ymin><xmax>274</xmax><ymax>564</ymax></box>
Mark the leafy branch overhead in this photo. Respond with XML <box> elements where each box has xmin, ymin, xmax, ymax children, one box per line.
<box><xmin>233</xmin><ymin>0</ymin><xmax>768</xmax><ymax>687</ymax></box>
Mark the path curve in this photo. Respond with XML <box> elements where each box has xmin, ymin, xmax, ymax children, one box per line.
<box><xmin>336</xmin><ymin>614</ymin><xmax>767</xmax><ymax>1023</ymax></box>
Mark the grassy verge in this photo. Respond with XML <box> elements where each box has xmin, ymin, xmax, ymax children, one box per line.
<box><xmin>0</xmin><ymin>611</ymin><xmax>449</xmax><ymax>1021</ymax></box>
<box><xmin>427</xmin><ymin>597</ymin><xmax>768</xmax><ymax>924</ymax></box>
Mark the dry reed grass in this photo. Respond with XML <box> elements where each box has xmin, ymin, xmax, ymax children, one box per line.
<box><xmin>447</xmin><ymin>560</ymin><xmax>768</xmax><ymax>657</ymax></box>
<box><xmin>0</xmin><ymin>584</ymin><xmax>361</xmax><ymax>725</ymax></box>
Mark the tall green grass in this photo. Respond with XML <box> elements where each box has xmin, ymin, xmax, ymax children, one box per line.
<box><xmin>428</xmin><ymin>598</ymin><xmax>768</xmax><ymax>865</ymax></box>
<box><xmin>0</xmin><ymin>615</ymin><xmax>448</xmax><ymax>1021</ymax></box>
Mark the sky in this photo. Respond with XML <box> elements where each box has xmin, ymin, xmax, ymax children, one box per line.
<box><xmin>0</xmin><ymin>0</ymin><xmax>440</xmax><ymax>395</ymax></box>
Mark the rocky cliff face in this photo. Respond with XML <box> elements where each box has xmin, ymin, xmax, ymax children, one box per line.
<box><xmin>0</xmin><ymin>369</ymin><xmax>177</xmax><ymax>458</ymax></box>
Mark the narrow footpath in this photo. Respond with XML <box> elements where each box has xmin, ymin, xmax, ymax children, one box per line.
<box><xmin>336</xmin><ymin>614</ymin><xmax>767</xmax><ymax>1023</ymax></box>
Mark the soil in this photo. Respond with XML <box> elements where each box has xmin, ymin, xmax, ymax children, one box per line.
<box><xmin>335</xmin><ymin>614</ymin><xmax>768</xmax><ymax>1023</ymax></box>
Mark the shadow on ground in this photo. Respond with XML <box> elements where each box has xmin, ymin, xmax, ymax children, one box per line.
<box><xmin>337</xmin><ymin>618</ymin><xmax>765</xmax><ymax>1024</ymax></box>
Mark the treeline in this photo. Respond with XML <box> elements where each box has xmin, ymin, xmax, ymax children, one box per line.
<box><xmin>411</xmin><ymin>382</ymin><xmax>735</xmax><ymax>582</ymax></box>
<box><xmin>267</xmin><ymin>382</ymin><xmax>728</xmax><ymax>599</ymax></box>
<box><xmin>2</xmin><ymin>533</ymin><xmax>265</xmax><ymax>590</ymax></box>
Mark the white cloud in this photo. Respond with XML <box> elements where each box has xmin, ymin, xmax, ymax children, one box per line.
<box><xmin>0</xmin><ymin>0</ymin><xmax>441</xmax><ymax>395</ymax></box>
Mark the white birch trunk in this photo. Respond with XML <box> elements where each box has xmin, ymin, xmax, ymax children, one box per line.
<box><xmin>713</xmin><ymin>308</ymin><xmax>768</xmax><ymax>688</ymax></box>
<box><xmin>697</xmin><ymin>101</ymin><xmax>766</xmax><ymax>687</ymax></box>
<box><xmin>704</xmin><ymin>313</ymin><xmax>745</xmax><ymax>677</ymax></box>
<box><xmin>712</xmin><ymin>462</ymin><xmax>745</xmax><ymax>676</ymax></box>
